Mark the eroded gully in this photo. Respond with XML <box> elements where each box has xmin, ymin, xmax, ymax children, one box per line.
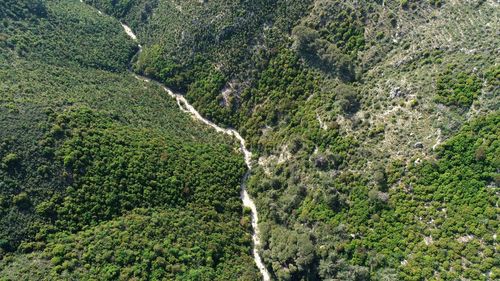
<box><xmin>121</xmin><ymin>23</ymin><xmax>271</xmax><ymax>281</ymax></box>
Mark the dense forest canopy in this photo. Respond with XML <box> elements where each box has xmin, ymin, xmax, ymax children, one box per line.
<box><xmin>0</xmin><ymin>0</ymin><xmax>259</xmax><ymax>279</ymax></box>
<box><xmin>1</xmin><ymin>0</ymin><xmax>499</xmax><ymax>280</ymax></box>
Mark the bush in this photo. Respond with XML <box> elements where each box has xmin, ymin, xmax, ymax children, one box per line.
<box><xmin>13</xmin><ymin>192</ymin><xmax>31</xmax><ymax>209</ymax></box>
<box><xmin>336</xmin><ymin>83</ymin><xmax>360</xmax><ymax>114</ymax></box>
<box><xmin>435</xmin><ymin>66</ymin><xmax>482</xmax><ymax>107</ymax></box>
<box><xmin>2</xmin><ymin>153</ymin><xmax>20</xmax><ymax>169</ymax></box>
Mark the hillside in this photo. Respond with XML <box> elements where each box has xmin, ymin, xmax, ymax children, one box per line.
<box><xmin>0</xmin><ymin>0</ymin><xmax>259</xmax><ymax>280</ymax></box>
<box><xmin>84</xmin><ymin>0</ymin><xmax>499</xmax><ymax>280</ymax></box>
<box><xmin>1</xmin><ymin>0</ymin><xmax>499</xmax><ymax>280</ymax></box>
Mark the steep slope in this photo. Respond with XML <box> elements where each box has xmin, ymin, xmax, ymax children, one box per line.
<box><xmin>0</xmin><ymin>0</ymin><xmax>259</xmax><ymax>279</ymax></box>
<box><xmin>84</xmin><ymin>0</ymin><xmax>499</xmax><ymax>280</ymax></box>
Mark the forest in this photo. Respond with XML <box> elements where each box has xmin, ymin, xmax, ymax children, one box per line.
<box><xmin>1</xmin><ymin>0</ymin><xmax>499</xmax><ymax>280</ymax></box>
<box><xmin>0</xmin><ymin>0</ymin><xmax>258</xmax><ymax>279</ymax></box>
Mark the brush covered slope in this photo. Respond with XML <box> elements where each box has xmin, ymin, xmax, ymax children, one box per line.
<box><xmin>85</xmin><ymin>0</ymin><xmax>499</xmax><ymax>280</ymax></box>
<box><xmin>0</xmin><ymin>0</ymin><xmax>259</xmax><ymax>280</ymax></box>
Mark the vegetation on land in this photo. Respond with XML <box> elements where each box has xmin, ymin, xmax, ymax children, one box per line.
<box><xmin>1</xmin><ymin>0</ymin><xmax>498</xmax><ymax>280</ymax></box>
<box><xmin>0</xmin><ymin>0</ymin><xmax>259</xmax><ymax>279</ymax></box>
<box><xmin>91</xmin><ymin>0</ymin><xmax>498</xmax><ymax>280</ymax></box>
<box><xmin>435</xmin><ymin>65</ymin><xmax>482</xmax><ymax>107</ymax></box>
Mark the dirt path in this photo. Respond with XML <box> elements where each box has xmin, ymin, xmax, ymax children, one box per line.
<box><xmin>123</xmin><ymin>23</ymin><xmax>271</xmax><ymax>281</ymax></box>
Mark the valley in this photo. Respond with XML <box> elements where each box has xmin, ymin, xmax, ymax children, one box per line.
<box><xmin>0</xmin><ymin>0</ymin><xmax>498</xmax><ymax>280</ymax></box>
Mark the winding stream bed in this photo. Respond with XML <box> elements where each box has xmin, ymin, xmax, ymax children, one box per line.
<box><xmin>121</xmin><ymin>22</ymin><xmax>271</xmax><ymax>281</ymax></box>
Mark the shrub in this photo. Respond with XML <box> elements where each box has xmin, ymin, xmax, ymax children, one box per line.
<box><xmin>336</xmin><ymin>83</ymin><xmax>360</xmax><ymax>114</ymax></box>
<box><xmin>2</xmin><ymin>153</ymin><xmax>20</xmax><ymax>169</ymax></box>
<box><xmin>435</xmin><ymin>67</ymin><xmax>482</xmax><ymax>107</ymax></box>
<box><xmin>13</xmin><ymin>192</ymin><xmax>31</xmax><ymax>209</ymax></box>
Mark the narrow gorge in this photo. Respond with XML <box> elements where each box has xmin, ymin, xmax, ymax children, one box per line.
<box><xmin>122</xmin><ymin>22</ymin><xmax>271</xmax><ymax>281</ymax></box>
